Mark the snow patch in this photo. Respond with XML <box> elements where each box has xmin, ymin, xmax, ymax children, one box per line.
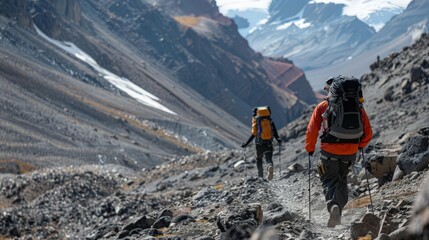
<box><xmin>372</xmin><ymin>23</ymin><xmax>385</xmax><ymax>32</ymax></box>
<box><xmin>276</xmin><ymin>19</ymin><xmax>311</xmax><ymax>30</ymax></box>
<box><xmin>34</xmin><ymin>25</ymin><xmax>176</xmax><ymax>115</ymax></box>
<box><xmin>249</xmin><ymin>18</ymin><xmax>269</xmax><ymax>34</ymax></box>
<box><xmin>294</xmin><ymin>19</ymin><xmax>311</xmax><ymax>29</ymax></box>
<box><xmin>216</xmin><ymin>0</ymin><xmax>270</xmax><ymax>13</ymax></box>
<box><xmin>277</xmin><ymin>22</ymin><xmax>293</xmax><ymax>30</ymax></box>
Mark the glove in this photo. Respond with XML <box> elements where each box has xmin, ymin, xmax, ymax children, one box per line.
<box><xmin>241</xmin><ymin>143</ymin><xmax>247</xmax><ymax>148</ymax></box>
<box><xmin>309</xmin><ymin>151</ymin><xmax>314</xmax><ymax>156</ymax></box>
<box><xmin>277</xmin><ymin>139</ymin><xmax>282</xmax><ymax>145</ymax></box>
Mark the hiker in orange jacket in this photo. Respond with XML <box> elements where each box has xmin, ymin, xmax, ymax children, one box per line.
<box><xmin>305</xmin><ymin>76</ymin><xmax>373</xmax><ymax>228</ymax></box>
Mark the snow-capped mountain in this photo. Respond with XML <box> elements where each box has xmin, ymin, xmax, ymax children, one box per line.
<box><xmin>355</xmin><ymin>0</ymin><xmax>429</xmax><ymax>54</ymax></box>
<box><xmin>246</xmin><ymin>0</ymin><xmax>376</xmax><ymax>73</ymax></box>
<box><xmin>216</xmin><ymin>0</ymin><xmax>411</xmax><ymax>37</ymax></box>
<box><xmin>303</xmin><ymin>0</ymin><xmax>429</xmax><ymax>89</ymax></box>
<box><xmin>310</xmin><ymin>0</ymin><xmax>412</xmax><ymax>31</ymax></box>
<box><xmin>236</xmin><ymin>0</ymin><xmax>429</xmax><ymax>89</ymax></box>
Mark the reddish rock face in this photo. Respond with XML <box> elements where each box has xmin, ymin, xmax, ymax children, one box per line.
<box><xmin>261</xmin><ymin>58</ymin><xmax>317</xmax><ymax>104</ymax></box>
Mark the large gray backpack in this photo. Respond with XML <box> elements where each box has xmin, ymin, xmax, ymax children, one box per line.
<box><xmin>320</xmin><ymin>76</ymin><xmax>364</xmax><ymax>143</ymax></box>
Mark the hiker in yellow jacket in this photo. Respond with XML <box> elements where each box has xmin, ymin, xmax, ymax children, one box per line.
<box><xmin>241</xmin><ymin>106</ymin><xmax>282</xmax><ymax>181</ymax></box>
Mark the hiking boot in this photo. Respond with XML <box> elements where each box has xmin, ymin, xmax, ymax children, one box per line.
<box><xmin>267</xmin><ymin>164</ymin><xmax>273</xmax><ymax>181</ymax></box>
<box><xmin>327</xmin><ymin>204</ymin><xmax>341</xmax><ymax>228</ymax></box>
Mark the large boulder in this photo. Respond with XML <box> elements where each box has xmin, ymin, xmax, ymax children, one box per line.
<box><xmin>216</xmin><ymin>203</ymin><xmax>263</xmax><ymax>232</ymax></box>
<box><xmin>122</xmin><ymin>215</ymin><xmax>155</xmax><ymax>232</ymax></box>
<box><xmin>410</xmin><ymin>65</ymin><xmax>426</xmax><ymax>84</ymax></box>
<box><xmin>351</xmin><ymin>213</ymin><xmax>381</xmax><ymax>239</ymax></box>
<box><xmin>366</xmin><ymin>153</ymin><xmax>397</xmax><ymax>186</ymax></box>
<box><xmin>220</xmin><ymin>223</ymin><xmax>256</xmax><ymax>240</ymax></box>
<box><xmin>397</xmin><ymin>128</ymin><xmax>429</xmax><ymax>174</ymax></box>
<box><xmin>262</xmin><ymin>203</ymin><xmax>297</xmax><ymax>225</ymax></box>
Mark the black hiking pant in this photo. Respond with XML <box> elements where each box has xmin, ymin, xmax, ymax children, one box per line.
<box><xmin>317</xmin><ymin>151</ymin><xmax>355</xmax><ymax>214</ymax></box>
<box><xmin>255</xmin><ymin>142</ymin><xmax>273</xmax><ymax>177</ymax></box>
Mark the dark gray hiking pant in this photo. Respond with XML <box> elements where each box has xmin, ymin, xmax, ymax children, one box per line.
<box><xmin>317</xmin><ymin>151</ymin><xmax>356</xmax><ymax>213</ymax></box>
<box><xmin>256</xmin><ymin>142</ymin><xmax>273</xmax><ymax>177</ymax></box>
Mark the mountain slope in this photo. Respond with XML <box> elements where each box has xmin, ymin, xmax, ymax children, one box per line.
<box><xmin>0</xmin><ymin>0</ymin><xmax>246</xmax><ymax>169</ymax></box>
<box><xmin>0</xmin><ymin>0</ymin><xmax>317</xmax><ymax>169</ymax></box>
<box><xmin>0</xmin><ymin>26</ymin><xmax>239</xmax><ymax>168</ymax></box>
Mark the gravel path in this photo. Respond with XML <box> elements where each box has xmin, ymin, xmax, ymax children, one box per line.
<box><xmin>270</xmin><ymin>167</ymin><xmax>369</xmax><ymax>239</ymax></box>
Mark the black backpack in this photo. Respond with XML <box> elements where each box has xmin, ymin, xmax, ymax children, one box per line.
<box><xmin>320</xmin><ymin>76</ymin><xmax>364</xmax><ymax>143</ymax></box>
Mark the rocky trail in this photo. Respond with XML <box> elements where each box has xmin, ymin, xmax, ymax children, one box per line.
<box><xmin>1</xmin><ymin>137</ymin><xmax>428</xmax><ymax>240</ymax></box>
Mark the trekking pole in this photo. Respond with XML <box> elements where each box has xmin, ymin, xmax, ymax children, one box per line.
<box><xmin>278</xmin><ymin>143</ymin><xmax>281</xmax><ymax>175</ymax></box>
<box><xmin>361</xmin><ymin>148</ymin><xmax>374</xmax><ymax>214</ymax></box>
<box><xmin>308</xmin><ymin>154</ymin><xmax>311</xmax><ymax>222</ymax></box>
<box><xmin>243</xmin><ymin>147</ymin><xmax>247</xmax><ymax>180</ymax></box>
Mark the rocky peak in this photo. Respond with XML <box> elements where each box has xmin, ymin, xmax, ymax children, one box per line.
<box><xmin>303</xmin><ymin>2</ymin><xmax>345</xmax><ymax>24</ymax></box>
<box><xmin>268</xmin><ymin>0</ymin><xmax>345</xmax><ymax>25</ymax></box>
<box><xmin>268</xmin><ymin>0</ymin><xmax>310</xmax><ymax>23</ymax></box>
<box><xmin>151</xmin><ymin>0</ymin><xmax>230</xmax><ymax>25</ymax></box>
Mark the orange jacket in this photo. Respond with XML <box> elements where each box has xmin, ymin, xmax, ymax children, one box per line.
<box><xmin>305</xmin><ymin>101</ymin><xmax>373</xmax><ymax>155</ymax></box>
